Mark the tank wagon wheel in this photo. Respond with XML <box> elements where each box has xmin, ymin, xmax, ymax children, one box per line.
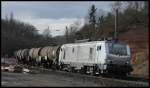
<box><xmin>40</xmin><ymin>57</ymin><xmax>44</xmax><ymax>68</ymax></box>
<box><xmin>51</xmin><ymin>63</ymin><xmax>60</xmax><ymax>71</ymax></box>
<box><xmin>80</xmin><ymin>67</ymin><xmax>86</xmax><ymax>74</ymax></box>
<box><xmin>70</xmin><ymin>67</ymin><xmax>76</xmax><ymax>73</ymax></box>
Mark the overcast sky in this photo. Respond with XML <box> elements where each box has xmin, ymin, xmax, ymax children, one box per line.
<box><xmin>2</xmin><ymin>1</ymin><xmax>114</xmax><ymax>37</ymax></box>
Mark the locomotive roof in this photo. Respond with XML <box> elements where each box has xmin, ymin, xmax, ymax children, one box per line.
<box><xmin>63</xmin><ymin>40</ymin><xmax>106</xmax><ymax>46</ymax></box>
<box><xmin>62</xmin><ymin>40</ymin><xmax>128</xmax><ymax>46</ymax></box>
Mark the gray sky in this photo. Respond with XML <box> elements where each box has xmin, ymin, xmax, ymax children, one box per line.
<box><xmin>2</xmin><ymin>1</ymin><xmax>114</xmax><ymax>37</ymax></box>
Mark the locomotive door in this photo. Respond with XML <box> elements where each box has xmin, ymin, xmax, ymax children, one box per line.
<box><xmin>89</xmin><ymin>47</ymin><xmax>93</xmax><ymax>59</ymax></box>
<box><xmin>97</xmin><ymin>45</ymin><xmax>102</xmax><ymax>63</ymax></box>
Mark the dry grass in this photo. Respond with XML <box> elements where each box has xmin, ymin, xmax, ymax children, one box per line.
<box><xmin>118</xmin><ymin>26</ymin><xmax>149</xmax><ymax>79</ymax></box>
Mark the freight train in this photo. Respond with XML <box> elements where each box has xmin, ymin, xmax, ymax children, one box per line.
<box><xmin>14</xmin><ymin>40</ymin><xmax>133</xmax><ymax>76</ymax></box>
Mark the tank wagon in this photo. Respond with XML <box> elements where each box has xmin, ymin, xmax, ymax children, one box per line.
<box><xmin>21</xmin><ymin>49</ymin><xmax>29</xmax><ymax>65</ymax></box>
<box><xmin>39</xmin><ymin>46</ymin><xmax>60</xmax><ymax>68</ymax></box>
<box><xmin>14</xmin><ymin>40</ymin><xmax>133</xmax><ymax>76</ymax></box>
<box><xmin>15</xmin><ymin>49</ymin><xmax>22</xmax><ymax>64</ymax></box>
<box><xmin>32</xmin><ymin>48</ymin><xmax>41</xmax><ymax>66</ymax></box>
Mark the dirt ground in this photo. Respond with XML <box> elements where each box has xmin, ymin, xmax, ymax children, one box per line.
<box><xmin>1</xmin><ymin>71</ymin><xmax>101</xmax><ymax>87</ymax></box>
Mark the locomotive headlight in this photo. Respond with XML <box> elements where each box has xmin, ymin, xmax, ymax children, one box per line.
<box><xmin>106</xmin><ymin>59</ymin><xmax>110</xmax><ymax>63</ymax></box>
<box><xmin>106</xmin><ymin>59</ymin><xmax>112</xmax><ymax>64</ymax></box>
<box><xmin>125</xmin><ymin>61</ymin><xmax>129</xmax><ymax>64</ymax></box>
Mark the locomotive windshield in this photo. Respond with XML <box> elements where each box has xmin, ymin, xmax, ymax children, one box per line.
<box><xmin>108</xmin><ymin>43</ymin><xmax>128</xmax><ymax>56</ymax></box>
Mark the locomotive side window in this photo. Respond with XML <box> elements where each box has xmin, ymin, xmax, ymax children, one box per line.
<box><xmin>63</xmin><ymin>51</ymin><xmax>65</xmax><ymax>59</ymax></box>
<box><xmin>89</xmin><ymin>48</ymin><xmax>93</xmax><ymax>59</ymax></box>
<box><xmin>97</xmin><ymin>46</ymin><xmax>101</xmax><ymax>51</ymax></box>
<box><xmin>90</xmin><ymin>48</ymin><xmax>93</xmax><ymax>54</ymax></box>
<box><xmin>72</xmin><ymin>48</ymin><xmax>74</xmax><ymax>53</ymax></box>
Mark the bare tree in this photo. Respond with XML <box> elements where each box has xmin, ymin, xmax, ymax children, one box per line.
<box><xmin>65</xmin><ymin>26</ymin><xmax>69</xmax><ymax>43</ymax></box>
<box><xmin>42</xmin><ymin>26</ymin><xmax>52</xmax><ymax>38</ymax></box>
<box><xmin>88</xmin><ymin>4</ymin><xmax>97</xmax><ymax>40</ymax></box>
<box><xmin>5</xmin><ymin>14</ymin><xmax>8</xmax><ymax>21</ymax></box>
<box><xmin>111</xmin><ymin>1</ymin><xmax>123</xmax><ymax>14</ymax></box>
<box><xmin>10</xmin><ymin>12</ymin><xmax>14</xmax><ymax>21</ymax></box>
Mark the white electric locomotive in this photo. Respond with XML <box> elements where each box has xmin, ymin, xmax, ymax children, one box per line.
<box><xmin>58</xmin><ymin>40</ymin><xmax>133</xmax><ymax>76</ymax></box>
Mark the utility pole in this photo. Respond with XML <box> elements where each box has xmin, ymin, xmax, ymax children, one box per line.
<box><xmin>65</xmin><ymin>26</ymin><xmax>69</xmax><ymax>43</ymax></box>
<box><xmin>114</xmin><ymin>8</ymin><xmax>118</xmax><ymax>41</ymax></box>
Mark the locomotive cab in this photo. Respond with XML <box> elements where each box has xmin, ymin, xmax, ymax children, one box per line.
<box><xmin>106</xmin><ymin>42</ymin><xmax>131</xmax><ymax>65</ymax></box>
<box><xmin>104</xmin><ymin>41</ymin><xmax>133</xmax><ymax>75</ymax></box>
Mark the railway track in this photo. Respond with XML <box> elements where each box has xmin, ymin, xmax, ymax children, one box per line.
<box><xmin>24</xmin><ymin>65</ymin><xmax>149</xmax><ymax>87</ymax></box>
